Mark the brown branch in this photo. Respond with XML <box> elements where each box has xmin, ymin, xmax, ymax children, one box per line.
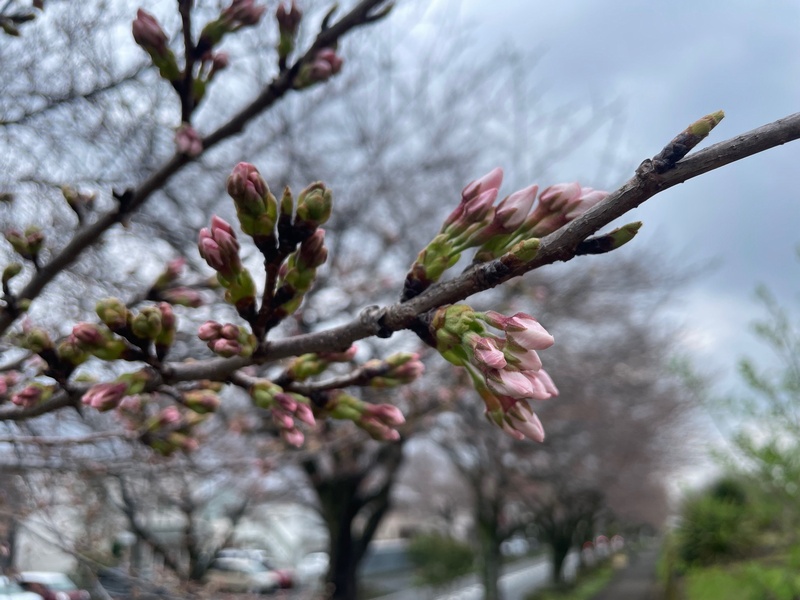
<box><xmin>0</xmin><ymin>0</ymin><xmax>392</xmax><ymax>337</ymax></box>
<box><xmin>159</xmin><ymin>111</ymin><xmax>800</xmax><ymax>384</ymax></box>
<box><xmin>3</xmin><ymin>112</ymin><xmax>800</xmax><ymax>422</ymax></box>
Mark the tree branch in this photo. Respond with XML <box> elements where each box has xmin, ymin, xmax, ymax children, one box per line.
<box><xmin>0</xmin><ymin>0</ymin><xmax>392</xmax><ymax>337</ymax></box>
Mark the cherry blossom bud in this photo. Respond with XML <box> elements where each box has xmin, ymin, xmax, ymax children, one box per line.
<box><xmin>12</xmin><ymin>385</ymin><xmax>44</xmax><ymax>408</ymax></box>
<box><xmin>364</xmin><ymin>403</ymin><xmax>405</xmax><ymax>427</ymax></box>
<box><xmin>82</xmin><ymin>382</ymin><xmax>128</xmax><ymax>411</ymax></box>
<box><xmin>130</xmin><ymin>306</ymin><xmax>163</xmax><ymax>340</ymax></box>
<box><xmin>538</xmin><ymin>182</ymin><xmax>581</xmax><ymax>211</ymax></box>
<box><xmin>161</xmin><ymin>287</ymin><xmax>204</xmax><ymax>307</ymax></box>
<box><xmin>72</xmin><ymin>323</ymin><xmax>105</xmax><ymax>346</ymax></box>
<box><xmin>222</xmin><ymin>0</ymin><xmax>266</xmax><ymax>26</ymax></box>
<box><xmin>295</xmin><ymin>182</ymin><xmax>333</xmax><ymax>227</ymax></box>
<box><xmin>132</xmin><ymin>9</ymin><xmax>167</xmax><ymax>53</ymax></box>
<box><xmin>462</xmin><ymin>167</ymin><xmax>504</xmax><ymax>203</ymax></box>
<box><xmin>282</xmin><ymin>427</ymin><xmax>304</xmax><ymax>447</ymax></box>
<box><xmin>212</xmin><ymin>52</ymin><xmax>230</xmax><ymax>72</ymax></box>
<box><xmin>175</xmin><ymin>123</ymin><xmax>203</xmax><ymax>157</ymax></box>
<box><xmin>467</xmin><ymin>335</ymin><xmax>507</xmax><ymax>370</ymax></box>
<box><xmin>198</xmin><ymin>321</ymin><xmax>222</xmax><ymax>341</ymax></box>
<box><xmin>276</xmin><ymin>1</ymin><xmax>302</xmax><ymax>35</ymax></box>
<box><xmin>494</xmin><ymin>184</ymin><xmax>538</xmax><ymax>231</ymax></box>
<box><xmin>96</xmin><ymin>297</ymin><xmax>129</xmax><ymax>331</ymax></box>
<box><xmin>486</xmin><ymin>369</ymin><xmax>535</xmax><ymax>398</ymax></box>
<box><xmin>157</xmin><ymin>405</ymin><xmax>182</xmax><ymax>427</ymax></box>
<box><xmin>184</xmin><ymin>389</ymin><xmax>220</xmax><ymax>414</ymax></box>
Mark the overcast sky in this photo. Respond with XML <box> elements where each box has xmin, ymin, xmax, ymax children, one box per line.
<box><xmin>414</xmin><ymin>1</ymin><xmax>800</xmax><ymax>395</ymax></box>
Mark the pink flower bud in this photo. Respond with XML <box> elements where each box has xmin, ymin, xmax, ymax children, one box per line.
<box><xmin>175</xmin><ymin>123</ymin><xmax>203</xmax><ymax>157</ymax></box>
<box><xmin>220</xmin><ymin>324</ymin><xmax>239</xmax><ymax>339</ymax></box>
<box><xmin>564</xmin><ymin>187</ymin><xmax>609</xmax><ymax>220</ymax></box>
<box><xmin>282</xmin><ymin>427</ymin><xmax>304</xmax><ymax>447</ymax></box>
<box><xmin>132</xmin><ymin>9</ymin><xmax>168</xmax><ymax>54</ymax></box>
<box><xmin>211</xmin><ymin>338</ymin><xmax>242</xmax><ymax>357</ymax></box>
<box><xmin>486</xmin><ymin>369</ymin><xmax>535</xmax><ymax>399</ymax></box>
<box><xmin>198</xmin><ymin>320</ymin><xmax>222</xmax><ymax>341</ymax></box>
<box><xmin>158</xmin><ymin>406</ymin><xmax>182</xmax><ymax>426</ymax></box>
<box><xmin>294</xmin><ymin>402</ymin><xmax>316</xmax><ymax>426</ymax></box>
<box><xmin>494</xmin><ymin>184</ymin><xmax>538</xmax><ymax>231</ymax></box>
<box><xmin>212</xmin><ymin>52</ymin><xmax>230</xmax><ymax>71</ymax></box>
<box><xmin>470</xmin><ymin>335</ymin><xmax>507</xmax><ymax>370</ymax></box>
<box><xmin>462</xmin><ymin>167</ymin><xmax>504</xmax><ymax>202</ymax></box>
<box><xmin>364</xmin><ymin>403</ymin><xmax>406</xmax><ymax>427</ymax></box>
<box><xmin>11</xmin><ymin>385</ymin><xmax>42</xmax><ymax>408</ymax></box>
<box><xmin>82</xmin><ymin>382</ymin><xmax>128</xmax><ymax>411</ymax></box>
<box><xmin>72</xmin><ymin>323</ymin><xmax>105</xmax><ymax>346</ymax></box>
<box><xmin>161</xmin><ymin>287</ymin><xmax>204</xmax><ymax>308</ymax></box>
<box><xmin>505</xmin><ymin>313</ymin><xmax>554</xmax><ymax>350</ymax></box>
<box><xmin>539</xmin><ymin>182</ymin><xmax>581</xmax><ymax>211</ymax></box>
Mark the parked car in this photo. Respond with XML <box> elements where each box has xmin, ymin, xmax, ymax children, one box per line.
<box><xmin>216</xmin><ymin>549</ymin><xmax>294</xmax><ymax>589</ymax></box>
<box><xmin>0</xmin><ymin>576</ymin><xmax>43</xmax><ymax>600</ymax></box>
<box><xmin>295</xmin><ymin>552</ymin><xmax>328</xmax><ymax>589</ymax></box>
<box><xmin>204</xmin><ymin>556</ymin><xmax>281</xmax><ymax>594</ymax></box>
<box><xmin>16</xmin><ymin>573</ymin><xmax>89</xmax><ymax>600</ymax></box>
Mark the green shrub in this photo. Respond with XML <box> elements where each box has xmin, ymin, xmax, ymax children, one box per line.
<box><xmin>676</xmin><ymin>482</ymin><xmax>756</xmax><ymax>567</ymax></box>
<box><xmin>407</xmin><ymin>532</ymin><xmax>474</xmax><ymax>587</ymax></box>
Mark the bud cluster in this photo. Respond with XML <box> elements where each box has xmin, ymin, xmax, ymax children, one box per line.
<box><xmin>132</xmin><ymin>9</ymin><xmax>180</xmax><ymax>83</ymax></box>
<box><xmin>81</xmin><ymin>369</ymin><xmax>151</xmax><ymax>412</ymax></box>
<box><xmin>324</xmin><ymin>390</ymin><xmax>406</xmax><ymax>441</ymax></box>
<box><xmin>403</xmin><ymin>167</ymin><xmax>608</xmax><ymax>299</ymax></box>
<box><xmin>150</xmin><ymin>258</ymin><xmax>204</xmax><ymax>308</ymax></box>
<box><xmin>198</xmin><ymin>0</ymin><xmax>266</xmax><ymax>53</ymax></box>
<box><xmin>198</xmin><ymin>215</ymin><xmax>257</xmax><ymax>321</ymax></box>
<box><xmin>199</xmin><ymin>163</ymin><xmax>332</xmax><ymax>334</ymax></box>
<box><xmin>285</xmin><ymin>346</ymin><xmax>357</xmax><ymax>381</ymax></box>
<box><xmin>360</xmin><ymin>352</ymin><xmax>426</xmax><ymax>388</ymax></box>
<box><xmin>296</xmin><ymin>48</ymin><xmax>344</xmax><ymax>88</ymax></box>
<box><xmin>5</xmin><ymin>226</ymin><xmax>44</xmax><ymax>263</ymax></box>
<box><xmin>11</xmin><ymin>382</ymin><xmax>55</xmax><ymax>408</ymax></box>
<box><xmin>429</xmin><ymin>304</ymin><xmax>559</xmax><ymax>442</ymax></box>
<box><xmin>276</xmin><ymin>1</ymin><xmax>302</xmax><ymax>64</ymax></box>
<box><xmin>0</xmin><ymin>371</ymin><xmax>19</xmax><ymax>401</ymax></box>
<box><xmin>198</xmin><ymin>321</ymin><xmax>257</xmax><ymax>358</ymax></box>
<box><xmin>250</xmin><ymin>380</ymin><xmax>316</xmax><ymax>447</ymax></box>
<box><xmin>141</xmin><ymin>405</ymin><xmax>205</xmax><ymax>455</ymax></box>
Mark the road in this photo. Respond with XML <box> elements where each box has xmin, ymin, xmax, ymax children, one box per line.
<box><xmin>373</xmin><ymin>553</ymin><xmax>579</xmax><ymax>600</ymax></box>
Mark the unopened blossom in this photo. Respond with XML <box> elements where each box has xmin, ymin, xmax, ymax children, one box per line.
<box><xmin>175</xmin><ymin>123</ymin><xmax>203</xmax><ymax>157</ymax></box>
<box><xmin>161</xmin><ymin>287</ymin><xmax>204</xmax><ymax>308</ymax></box>
<box><xmin>11</xmin><ymin>385</ymin><xmax>45</xmax><ymax>408</ymax></box>
<box><xmin>82</xmin><ymin>382</ymin><xmax>128</xmax><ymax>411</ymax></box>
<box><xmin>131</xmin><ymin>9</ymin><xmax>168</xmax><ymax>54</ymax></box>
<box><xmin>282</xmin><ymin>427</ymin><xmax>304</xmax><ymax>447</ymax></box>
<box><xmin>222</xmin><ymin>0</ymin><xmax>266</xmax><ymax>27</ymax></box>
<box><xmin>198</xmin><ymin>216</ymin><xmax>241</xmax><ymax>277</ymax></box>
<box><xmin>157</xmin><ymin>406</ymin><xmax>182</xmax><ymax>427</ymax></box>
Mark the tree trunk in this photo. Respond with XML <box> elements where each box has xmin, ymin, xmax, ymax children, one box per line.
<box><xmin>550</xmin><ymin>535</ymin><xmax>571</xmax><ymax>586</ymax></box>
<box><xmin>477</xmin><ymin>516</ymin><xmax>503</xmax><ymax>600</ymax></box>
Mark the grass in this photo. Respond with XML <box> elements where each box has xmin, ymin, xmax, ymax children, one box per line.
<box><xmin>525</xmin><ymin>565</ymin><xmax>614</xmax><ymax>600</ymax></box>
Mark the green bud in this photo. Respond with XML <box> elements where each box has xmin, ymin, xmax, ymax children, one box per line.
<box><xmin>2</xmin><ymin>262</ymin><xmax>22</xmax><ymax>284</ymax></box>
<box><xmin>506</xmin><ymin>238</ymin><xmax>540</xmax><ymax>263</ymax></box>
<box><xmin>96</xmin><ymin>297</ymin><xmax>129</xmax><ymax>331</ymax></box>
<box><xmin>57</xmin><ymin>338</ymin><xmax>88</xmax><ymax>366</ymax></box>
<box><xmin>688</xmin><ymin>110</ymin><xmax>725</xmax><ymax>138</ymax></box>
<box><xmin>576</xmin><ymin>222</ymin><xmax>642</xmax><ymax>255</ymax></box>
<box><xmin>184</xmin><ymin>389</ymin><xmax>220</xmax><ymax>414</ymax></box>
<box><xmin>250</xmin><ymin>380</ymin><xmax>282</xmax><ymax>408</ymax></box>
<box><xmin>130</xmin><ymin>307</ymin><xmax>163</xmax><ymax>340</ymax></box>
<box><xmin>295</xmin><ymin>182</ymin><xmax>332</xmax><ymax>227</ymax></box>
<box><xmin>20</xmin><ymin>326</ymin><xmax>52</xmax><ymax>353</ymax></box>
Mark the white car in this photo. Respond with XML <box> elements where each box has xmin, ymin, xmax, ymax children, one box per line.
<box><xmin>0</xmin><ymin>576</ymin><xmax>43</xmax><ymax>600</ymax></box>
<box><xmin>204</xmin><ymin>557</ymin><xmax>281</xmax><ymax>594</ymax></box>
